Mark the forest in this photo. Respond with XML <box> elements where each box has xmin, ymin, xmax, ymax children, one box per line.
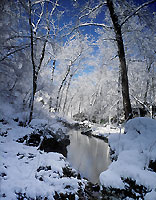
<box><xmin>0</xmin><ymin>0</ymin><xmax>156</xmax><ymax>200</ymax></box>
<box><xmin>0</xmin><ymin>0</ymin><xmax>156</xmax><ymax>123</ymax></box>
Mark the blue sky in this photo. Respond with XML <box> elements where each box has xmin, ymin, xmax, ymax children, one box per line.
<box><xmin>45</xmin><ymin>0</ymin><xmax>156</xmax><ymax>76</ymax></box>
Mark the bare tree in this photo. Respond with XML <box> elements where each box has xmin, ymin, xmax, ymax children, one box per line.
<box><xmin>55</xmin><ymin>51</ymin><xmax>83</xmax><ymax>112</ymax></box>
<box><xmin>27</xmin><ymin>0</ymin><xmax>59</xmax><ymax>123</ymax></box>
<box><xmin>106</xmin><ymin>0</ymin><xmax>132</xmax><ymax>120</ymax></box>
<box><xmin>72</xmin><ymin>0</ymin><xmax>156</xmax><ymax>120</ymax></box>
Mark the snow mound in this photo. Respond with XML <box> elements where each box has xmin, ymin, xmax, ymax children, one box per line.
<box><xmin>100</xmin><ymin>117</ymin><xmax>156</xmax><ymax>199</ymax></box>
<box><xmin>0</xmin><ymin>121</ymin><xmax>85</xmax><ymax>199</ymax></box>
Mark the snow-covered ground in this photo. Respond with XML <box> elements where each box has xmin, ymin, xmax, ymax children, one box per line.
<box><xmin>1</xmin><ymin>115</ymin><xmax>156</xmax><ymax>199</ymax></box>
<box><xmin>99</xmin><ymin>117</ymin><xmax>156</xmax><ymax>199</ymax></box>
<box><xmin>59</xmin><ymin>118</ymin><xmax>156</xmax><ymax>198</ymax></box>
<box><xmin>0</xmin><ymin>119</ymin><xmax>87</xmax><ymax>200</ymax></box>
<box><xmin>91</xmin><ymin>123</ymin><xmax>124</xmax><ymax>138</ymax></box>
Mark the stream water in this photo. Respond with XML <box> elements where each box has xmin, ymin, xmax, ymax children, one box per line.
<box><xmin>67</xmin><ymin>130</ymin><xmax>111</xmax><ymax>184</ymax></box>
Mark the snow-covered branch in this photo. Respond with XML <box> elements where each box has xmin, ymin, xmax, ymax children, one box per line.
<box><xmin>33</xmin><ymin>2</ymin><xmax>44</xmax><ymax>34</ymax></box>
<box><xmin>49</xmin><ymin>0</ymin><xmax>59</xmax><ymax>17</ymax></box>
<box><xmin>0</xmin><ymin>45</ymin><xmax>30</xmax><ymax>62</ymax></box>
<box><xmin>121</xmin><ymin>0</ymin><xmax>156</xmax><ymax>27</ymax></box>
<box><xmin>71</xmin><ymin>22</ymin><xmax>112</xmax><ymax>34</ymax></box>
<box><xmin>32</xmin><ymin>0</ymin><xmax>59</xmax><ymax>6</ymax></box>
<box><xmin>130</xmin><ymin>94</ymin><xmax>150</xmax><ymax>112</ymax></box>
<box><xmin>79</xmin><ymin>2</ymin><xmax>107</xmax><ymax>20</ymax></box>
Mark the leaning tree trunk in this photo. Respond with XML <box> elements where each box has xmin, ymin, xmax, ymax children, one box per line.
<box><xmin>107</xmin><ymin>0</ymin><xmax>132</xmax><ymax>120</ymax></box>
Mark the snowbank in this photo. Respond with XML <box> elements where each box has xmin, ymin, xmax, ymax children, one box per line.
<box><xmin>0</xmin><ymin>119</ymin><xmax>87</xmax><ymax>199</ymax></box>
<box><xmin>100</xmin><ymin>117</ymin><xmax>156</xmax><ymax>199</ymax></box>
<box><xmin>92</xmin><ymin>124</ymin><xmax>124</xmax><ymax>137</ymax></box>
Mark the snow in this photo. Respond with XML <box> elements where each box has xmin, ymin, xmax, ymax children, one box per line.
<box><xmin>29</xmin><ymin>118</ymin><xmax>68</xmax><ymax>137</ymax></box>
<box><xmin>1</xmin><ymin>115</ymin><xmax>156</xmax><ymax>199</ymax></box>
<box><xmin>99</xmin><ymin>117</ymin><xmax>156</xmax><ymax>199</ymax></box>
<box><xmin>92</xmin><ymin>124</ymin><xmax>124</xmax><ymax>138</ymax></box>
<box><xmin>0</xmin><ymin>120</ymin><xmax>85</xmax><ymax>199</ymax></box>
<box><xmin>0</xmin><ymin>101</ymin><xmax>15</xmax><ymax>120</ymax></box>
<box><xmin>145</xmin><ymin>190</ymin><xmax>156</xmax><ymax>200</ymax></box>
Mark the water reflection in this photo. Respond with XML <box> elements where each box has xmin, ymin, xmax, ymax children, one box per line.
<box><xmin>67</xmin><ymin>130</ymin><xmax>111</xmax><ymax>184</ymax></box>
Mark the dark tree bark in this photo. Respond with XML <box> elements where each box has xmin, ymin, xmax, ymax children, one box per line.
<box><xmin>51</xmin><ymin>60</ymin><xmax>56</xmax><ymax>83</ymax></box>
<box><xmin>107</xmin><ymin>0</ymin><xmax>132</xmax><ymax>120</ymax></box>
<box><xmin>28</xmin><ymin>0</ymin><xmax>36</xmax><ymax>124</ymax></box>
<box><xmin>28</xmin><ymin>0</ymin><xmax>48</xmax><ymax>123</ymax></box>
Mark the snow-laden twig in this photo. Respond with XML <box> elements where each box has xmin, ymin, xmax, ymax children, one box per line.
<box><xmin>78</xmin><ymin>2</ymin><xmax>107</xmax><ymax>20</ymax></box>
<box><xmin>33</xmin><ymin>2</ymin><xmax>44</xmax><ymax>34</ymax></box>
<box><xmin>121</xmin><ymin>0</ymin><xmax>156</xmax><ymax>27</ymax></box>
<box><xmin>75</xmin><ymin>22</ymin><xmax>112</xmax><ymax>30</ymax></box>
<box><xmin>32</xmin><ymin>0</ymin><xmax>59</xmax><ymax>6</ymax></box>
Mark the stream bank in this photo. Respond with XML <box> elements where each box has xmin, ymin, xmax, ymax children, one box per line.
<box><xmin>2</xmin><ymin>116</ymin><xmax>155</xmax><ymax>199</ymax></box>
<box><xmin>58</xmin><ymin>117</ymin><xmax>156</xmax><ymax>200</ymax></box>
<box><xmin>0</xmin><ymin>117</ymin><xmax>106</xmax><ymax>199</ymax></box>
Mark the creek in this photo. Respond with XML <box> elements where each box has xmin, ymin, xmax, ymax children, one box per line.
<box><xmin>67</xmin><ymin>130</ymin><xmax>111</xmax><ymax>184</ymax></box>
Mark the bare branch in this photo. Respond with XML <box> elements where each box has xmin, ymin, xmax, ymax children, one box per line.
<box><xmin>19</xmin><ymin>0</ymin><xmax>29</xmax><ymax>13</ymax></box>
<box><xmin>36</xmin><ymin>39</ymin><xmax>47</xmax><ymax>74</ymax></box>
<box><xmin>110</xmin><ymin>54</ymin><xmax>118</xmax><ymax>60</ymax></box>
<box><xmin>121</xmin><ymin>0</ymin><xmax>156</xmax><ymax>27</ymax></box>
<box><xmin>0</xmin><ymin>45</ymin><xmax>30</xmax><ymax>62</ymax></box>
<box><xmin>49</xmin><ymin>0</ymin><xmax>59</xmax><ymax>17</ymax></box>
<box><xmin>67</xmin><ymin>22</ymin><xmax>112</xmax><ymax>36</ymax></box>
<box><xmin>32</xmin><ymin>0</ymin><xmax>59</xmax><ymax>6</ymax></box>
<box><xmin>5</xmin><ymin>35</ymin><xmax>47</xmax><ymax>41</ymax></box>
<box><xmin>79</xmin><ymin>2</ymin><xmax>107</xmax><ymax>20</ymax></box>
<box><xmin>33</xmin><ymin>2</ymin><xmax>44</xmax><ymax>34</ymax></box>
<box><xmin>29</xmin><ymin>0</ymin><xmax>36</xmax><ymax>69</ymax></box>
<box><xmin>130</xmin><ymin>93</ymin><xmax>150</xmax><ymax>112</ymax></box>
<box><xmin>78</xmin><ymin>22</ymin><xmax>112</xmax><ymax>29</ymax></box>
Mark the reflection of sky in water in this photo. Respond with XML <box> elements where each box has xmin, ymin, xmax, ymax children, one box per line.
<box><xmin>67</xmin><ymin>130</ymin><xmax>111</xmax><ymax>184</ymax></box>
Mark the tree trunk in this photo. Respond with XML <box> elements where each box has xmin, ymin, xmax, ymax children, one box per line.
<box><xmin>51</xmin><ymin>60</ymin><xmax>56</xmax><ymax>83</ymax></box>
<box><xmin>107</xmin><ymin>0</ymin><xmax>132</xmax><ymax>120</ymax></box>
<box><xmin>28</xmin><ymin>0</ymin><xmax>36</xmax><ymax>124</ymax></box>
<box><xmin>66</xmin><ymin>95</ymin><xmax>75</xmax><ymax>116</ymax></box>
<box><xmin>55</xmin><ymin>65</ymin><xmax>71</xmax><ymax>111</ymax></box>
<box><xmin>28</xmin><ymin>0</ymin><xmax>48</xmax><ymax>123</ymax></box>
<box><xmin>151</xmin><ymin>66</ymin><xmax>155</xmax><ymax>104</ymax></box>
<box><xmin>28</xmin><ymin>74</ymin><xmax>37</xmax><ymax>123</ymax></box>
<box><xmin>62</xmin><ymin>74</ymin><xmax>73</xmax><ymax>115</ymax></box>
<box><xmin>144</xmin><ymin>80</ymin><xmax>150</xmax><ymax>104</ymax></box>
